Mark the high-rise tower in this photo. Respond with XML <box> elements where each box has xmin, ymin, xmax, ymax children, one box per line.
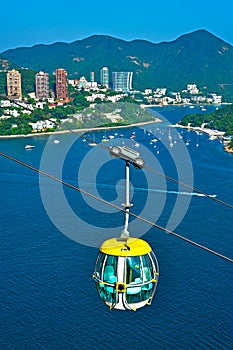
<box><xmin>90</xmin><ymin>71</ymin><xmax>95</xmax><ymax>82</ymax></box>
<box><xmin>56</xmin><ymin>68</ymin><xmax>67</xmax><ymax>100</ymax></box>
<box><xmin>36</xmin><ymin>71</ymin><xmax>49</xmax><ymax>99</ymax></box>
<box><xmin>100</xmin><ymin>67</ymin><xmax>109</xmax><ymax>88</ymax></box>
<box><xmin>7</xmin><ymin>69</ymin><xmax>22</xmax><ymax>100</ymax></box>
<box><xmin>112</xmin><ymin>72</ymin><xmax>133</xmax><ymax>92</ymax></box>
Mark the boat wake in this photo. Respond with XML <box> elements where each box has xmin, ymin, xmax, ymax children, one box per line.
<box><xmin>138</xmin><ymin>187</ymin><xmax>216</xmax><ymax>197</ymax></box>
<box><xmin>77</xmin><ymin>180</ymin><xmax>217</xmax><ymax>198</ymax></box>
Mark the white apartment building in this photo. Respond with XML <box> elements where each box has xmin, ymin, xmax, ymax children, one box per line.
<box><xmin>100</xmin><ymin>67</ymin><xmax>109</xmax><ymax>88</ymax></box>
<box><xmin>187</xmin><ymin>84</ymin><xmax>199</xmax><ymax>94</ymax></box>
<box><xmin>211</xmin><ymin>94</ymin><xmax>222</xmax><ymax>104</ymax></box>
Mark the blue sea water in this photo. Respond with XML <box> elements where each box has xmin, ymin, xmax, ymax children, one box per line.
<box><xmin>0</xmin><ymin>105</ymin><xmax>232</xmax><ymax>349</ymax></box>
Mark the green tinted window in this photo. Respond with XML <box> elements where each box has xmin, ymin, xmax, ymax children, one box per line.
<box><xmin>126</xmin><ymin>256</ymin><xmax>142</xmax><ymax>284</ymax></box>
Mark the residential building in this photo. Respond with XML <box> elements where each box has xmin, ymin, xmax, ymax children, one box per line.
<box><xmin>211</xmin><ymin>94</ymin><xmax>222</xmax><ymax>104</ymax></box>
<box><xmin>30</xmin><ymin>119</ymin><xmax>55</xmax><ymax>131</ymax></box>
<box><xmin>90</xmin><ymin>71</ymin><xmax>95</xmax><ymax>82</ymax></box>
<box><xmin>155</xmin><ymin>88</ymin><xmax>167</xmax><ymax>96</ymax></box>
<box><xmin>7</xmin><ymin>69</ymin><xmax>22</xmax><ymax>100</ymax></box>
<box><xmin>100</xmin><ymin>67</ymin><xmax>109</xmax><ymax>88</ymax></box>
<box><xmin>86</xmin><ymin>93</ymin><xmax>106</xmax><ymax>102</ymax></box>
<box><xmin>175</xmin><ymin>92</ymin><xmax>182</xmax><ymax>103</ymax></box>
<box><xmin>0</xmin><ymin>100</ymin><xmax>11</xmax><ymax>107</ymax></box>
<box><xmin>144</xmin><ymin>89</ymin><xmax>152</xmax><ymax>95</ymax></box>
<box><xmin>187</xmin><ymin>84</ymin><xmax>199</xmax><ymax>94</ymax></box>
<box><xmin>78</xmin><ymin>76</ymin><xmax>87</xmax><ymax>88</ymax></box>
<box><xmin>112</xmin><ymin>71</ymin><xmax>133</xmax><ymax>92</ymax></box>
<box><xmin>28</xmin><ymin>92</ymin><xmax>36</xmax><ymax>99</ymax></box>
<box><xmin>55</xmin><ymin>68</ymin><xmax>67</xmax><ymax>100</ymax></box>
<box><xmin>67</xmin><ymin>79</ymin><xmax>79</xmax><ymax>87</ymax></box>
<box><xmin>36</xmin><ymin>71</ymin><xmax>49</xmax><ymax>99</ymax></box>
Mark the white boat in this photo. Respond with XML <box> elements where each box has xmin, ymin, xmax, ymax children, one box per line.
<box><xmin>53</xmin><ymin>139</ymin><xmax>60</xmax><ymax>144</ymax></box>
<box><xmin>88</xmin><ymin>133</ymin><xmax>97</xmax><ymax>146</ymax></box>
<box><xmin>209</xmin><ymin>135</ymin><xmax>217</xmax><ymax>140</ymax></box>
<box><xmin>25</xmin><ymin>145</ymin><xmax>35</xmax><ymax>150</ymax></box>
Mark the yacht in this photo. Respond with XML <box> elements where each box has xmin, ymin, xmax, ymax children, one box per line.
<box><xmin>209</xmin><ymin>135</ymin><xmax>217</xmax><ymax>140</ymax></box>
<box><xmin>25</xmin><ymin>145</ymin><xmax>35</xmax><ymax>150</ymax></box>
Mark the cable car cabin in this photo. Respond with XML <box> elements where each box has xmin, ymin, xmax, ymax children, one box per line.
<box><xmin>93</xmin><ymin>238</ymin><xmax>159</xmax><ymax>311</ymax></box>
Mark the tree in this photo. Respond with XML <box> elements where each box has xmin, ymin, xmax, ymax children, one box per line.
<box><xmin>229</xmin><ymin>138</ymin><xmax>233</xmax><ymax>149</ymax></box>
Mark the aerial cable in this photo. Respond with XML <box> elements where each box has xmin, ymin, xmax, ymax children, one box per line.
<box><xmin>0</xmin><ymin>150</ymin><xmax>232</xmax><ymax>264</ymax></box>
<box><xmin>3</xmin><ymin>97</ymin><xmax>233</xmax><ymax>209</ymax></box>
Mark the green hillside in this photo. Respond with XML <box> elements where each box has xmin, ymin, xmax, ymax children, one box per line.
<box><xmin>1</xmin><ymin>30</ymin><xmax>233</xmax><ymax>100</ymax></box>
<box><xmin>179</xmin><ymin>104</ymin><xmax>233</xmax><ymax>135</ymax></box>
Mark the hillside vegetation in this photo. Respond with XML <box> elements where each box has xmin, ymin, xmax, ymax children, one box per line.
<box><xmin>179</xmin><ymin>104</ymin><xmax>233</xmax><ymax>135</ymax></box>
<box><xmin>1</xmin><ymin>30</ymin><xmax>233</xmax><ymax>100</ymax></box>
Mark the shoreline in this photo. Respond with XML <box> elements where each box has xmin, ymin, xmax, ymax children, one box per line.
<box><xmin>173</xmin><ymin>123</ymin><xmax>226</xmax><ymax>137</ymax></box>
<box><xmin>1</xmin><ymin>102</ymin><xmax>231</xmax><ymax>140</ymax></box>
<box><xmin>141</xmin><ymin>102</ymin><xmax>232</xmax><ymax>108</ymax></box>
<box><xmin>0</xmin><ymin>118</ymin><xmax>161</xmax><ymax>140</ymax></box>
<box><xmin>224</xmin><ymin>145</ymin><xmax>233</xmax><ymax>154</ymax></box>
<box><xmin>174</xmin><ymin>123</ymin><xmax>233</xmax><ymax>154</ymax></box>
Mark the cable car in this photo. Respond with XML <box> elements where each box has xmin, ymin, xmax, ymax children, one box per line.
<box><xmin>93</xmin><ymin>237</ymin><xmax>159</xmax><ymax>310</ymax></box>
<box><xmin>93</xmin><ymin>146</ymin><xmax>159</xmax><ymax>310</ymax></box>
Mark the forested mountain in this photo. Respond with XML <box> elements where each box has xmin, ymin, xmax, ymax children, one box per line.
<box><xmin>1</xmin><ymin>30</ymin><xmax>233</xmax><ymax>100</ymax></box>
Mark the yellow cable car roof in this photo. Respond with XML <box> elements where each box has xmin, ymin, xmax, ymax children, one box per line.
<box><xmin>100</xmin><ymin>237</ymin><xmax>152</xmax><ymax>257</ymax></box>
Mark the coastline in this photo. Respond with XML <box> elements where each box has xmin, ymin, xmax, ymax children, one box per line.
<box><xmin>224</xmin><ymin>145</ymin><xmax>233</xmax><ymax>154</ymax></box>
<box><xmin>174</xmin><ymin>123</ymin><xmax>233</xmax><ymax>154</ymax></box>
<box><xmin>0</xmin><ymin>118</ymin><xmax>161</xmax><ymax>140</ymax></box>
<box><xmin>173</xmin><ymin>123</ymin><xmax>225</xmax><ymax>137</ymax></box>
<box><xmin>141</xmin><ymin>102</ymin><xmax>232</xmax><ymax>108</ymax></box>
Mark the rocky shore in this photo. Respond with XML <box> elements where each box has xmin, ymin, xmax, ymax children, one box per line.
<box><xmin>224</xmin><ymin>145</ymin><xmax>233</xmax><ymax>154</ymax></box>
